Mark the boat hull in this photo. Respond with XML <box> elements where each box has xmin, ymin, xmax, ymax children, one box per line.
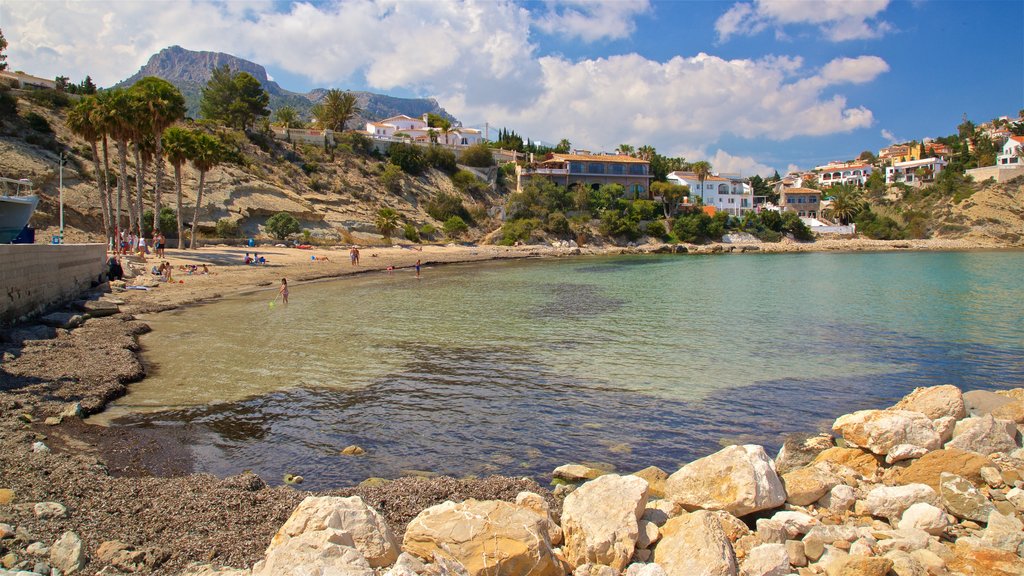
<box><xmin>0</xmin><ymin>195</ymin><xmax>39</xmax><ymax>243</ymax></box>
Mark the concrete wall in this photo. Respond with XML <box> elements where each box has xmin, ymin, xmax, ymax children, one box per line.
<box><xmin>966</xmin><ymin>165</ymin><xmax>1024</xmax><ymax>183</ymax></box>
<box><xmin>0</xmin><ymin>244</ymin><xmax>107</xmax><ymax>325</ymax></box>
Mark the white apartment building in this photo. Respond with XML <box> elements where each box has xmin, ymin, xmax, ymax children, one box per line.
<box><xmin>997</xmin><ymin>135</ymin><xmax>1024</xmax><ymax>166</ymax></box>
<box><xmin>885</xmin><ymin>157</ymin><xmax>947</xmax><ymax>187</ymax></box>
<box><xmin>365</xmin><ymin>115</ymin><xmax>483</xmax><ymax>146</ymax></box>
<box><xmin>815</xmin><ymin>162</ymin><xmax>873</xmax><ymax>188</ymax></box>
<box><xmin>666</xmin><ymin>171</ymin><xmax>754</xmax><ymax>216</ymax></box>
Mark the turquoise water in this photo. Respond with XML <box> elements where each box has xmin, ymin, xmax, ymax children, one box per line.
<box><xmin>100</xmin><ymin>251</ymin><xmax>1024</xmax><ymax>488</ymax></box>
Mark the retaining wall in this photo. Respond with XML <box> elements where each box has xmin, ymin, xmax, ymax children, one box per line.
<box><xmin>965</xmin><ymin>165</ymin><xmax>1024</xmax><ymax>184</ymax></box>
<box><xmin>0</xmin><ymin>244</ymin><xmax>107</xmax><ymax>325</ymax></box>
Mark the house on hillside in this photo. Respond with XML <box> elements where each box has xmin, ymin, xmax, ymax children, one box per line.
<box><xmin>0</xmin><ymin>71</ymin><xmax>56</xmax><ymax>90</ymax></box>
<box><xmin>814</xmin><ymin>162</ymin><xmax>873</xmax><ymax>188</ymax></box>
<box><xmin>779</xmin><ymin>188</ymin><xmax>821</xmax><ymax>218</ymax></box>
<box><xmin>878</xmin><ymin>142</ymin><xmax>950</xmax><ymax>164</ymax></box>
<box><xmin>997</xmin><ymin>136</ymin><xmax>1024</xmax><ymax>166</ymax></box>
<box><xmin>516</xmin><ymin>152</ymin><xmax>651</xmax><ymax>197</ymax></box>
<box><xmin>885</xmin><ymin>157</ymin><xmax>947</xmax><ymax>187</ymax></box>
<box><xmin>666</xmin><ymin>171</ymin><xmax>754</xmax><ymax>216</ymax></box>
<box><xmin>364</xmin><ymin>114</ymin><xmax>483</xmax><ymax>146</ymax></box>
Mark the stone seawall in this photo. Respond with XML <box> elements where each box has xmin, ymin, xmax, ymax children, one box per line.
<box><xmin>0</xmin><ymin>243</ymin><xmax>107</xmax><ymax>324</ymax></box>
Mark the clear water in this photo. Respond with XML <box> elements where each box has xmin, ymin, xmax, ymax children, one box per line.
<box><xmin>96</xmin><ymin>251</ymin><xmax>1024</xmax><ymax>489</ymax></box>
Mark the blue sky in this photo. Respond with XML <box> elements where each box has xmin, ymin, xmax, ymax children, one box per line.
<box><xmin>2</xmin><ymin>0</ymin><xmax>1021</xmax><ymax>175</ymax></box>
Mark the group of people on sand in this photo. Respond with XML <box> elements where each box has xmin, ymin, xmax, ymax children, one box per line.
<box><xmin>244</xmin><ymin>252</ymin><xmax>267</xmax><ymax>265</ymax></box>
<box><xmin>114</xmin><ymin>230</ymin><xmax>167</xmax><ymax>260</ymax></box>
<box><xmin>150</xmin><ymin>262</ymin><xmax>210</xmax><ymax>282</ymax></box>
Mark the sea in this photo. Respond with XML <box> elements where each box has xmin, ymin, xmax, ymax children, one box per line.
<box><xmin>90</xmin><ymin>251</ymin><xmax>1024</xmax><ymax>489</ymax></box>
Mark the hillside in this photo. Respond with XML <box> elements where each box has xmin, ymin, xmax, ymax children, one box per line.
<box><xmin>0</xmin><ymin>91</ymin><xmax>503</xmax><ymax>245</ymax></box>
<box><xmin>114</xmin><ymin>46</ymin><xmax>455</xmax><ymax>126</ymax></box>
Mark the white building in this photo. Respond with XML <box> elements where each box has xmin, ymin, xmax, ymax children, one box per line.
<box><xmin>814</xmin><ymin>162</ymin><xmax>873</xmax><ymax>188</ymax></box>
<box><xmin>365</xmin><ymin>114</ymin><xmax>483</xmax><ymax>146</ymax></box>
<box><xmin>997</xmin><ymin>135</ymin><xmax>1024</xmax><ymax>167</ymax></box>
<box><xmin>666</xmin><ymin>171</ymin><xmax>754</xmax><ymax>216</ymax></box>
<box><xmin>885</xmin><ymin>157</ymin><xmax>947</xmax><ymax>187</ymax></box>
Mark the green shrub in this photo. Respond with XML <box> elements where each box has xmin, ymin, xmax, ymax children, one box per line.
<box><xmin>0</xmin><ymin>91</ymin><xmax>17</xmax><ymax>117</ymax></box>
<box><xmin>600</xmin><ymin>207</ymin><xmax>640</xmax><ymax>240</ymax></box>
<box><xmin>266</xmin><ymin>212</ymin><xmax>301</xmax><ymax>240</ymax></box>
<box><xmin>301</xmin><ymin>161</ymin><xmax>319</xmax><ymax>175</ymax></box>
<box><xmin>403</xmin><ymin>223</ymin><xmax>420</xmax><ymax>243</ymax></box>
<box><xmin>25</xmin><ymin>89</ymin><xmax>70</xmax><ymax>109</ymax></box>
<box><xmin>425</xmin><ymin>145</ymin><xmax>457</xmax><ymax>173</ymax></box>
<box><xmin>632</xmin><ymin>199</ymin><xmax>660</xmax><ymax>221</ymax></box>
<box><xmin>443</xmin><ymin>215</ymin><xmax>469</xmax><ymax>238</ymax></box>
<box><xmin>672</xmin><ymin>212</ymin><xmax>723</xmax><ymax>244</ymax></box>
<box><xmin>544</xmin><ymin>211</ymin><xmax>571</xmax><ymax>235</ymax></box>
<box><xmin>419</xmin><ymin>223</ymin><xmax>436</xmax><ymax>238</ymax></box>
<box><xmin>142</xmin><ymin>207</ymin><xmax>177</xmax><ymax>237</ymax></box>
<box><xmin>381</xmin><ymin>162</ymin><xmax>403</xmax><ymax>193</ymax></box>
<box><xmin>426</xmin><ymin>191</ymin><xmax>469</xmax><ymax>223</ymax></box>
<box><xmin>24</xmin><ymin>112</ymin><xmax>52</xmax><ymax>133</ymax></box>
<box><xmin>451</xmin><ymin>169</ymin><xmax>481</xmax><ymax>192</ymax></box>
<box><xmin>855</xmin><ymin>209</ymin><xmax>904</xmax><ymax>240</ymax></box>
<box><xmin>459</xmin><ymin>143</ymin><xmax>495</xmax><ymax>167</ymax></box>
<box><xmin>215</xmin><ymin>218</ymin><xmax>242</xmax><ymax>238</ymax></box>
<box><xmin>388</xmin><ymin>142</ymin><xmax>426</xmax><ymax>174</ymax></box>
<box><xmin>644</xmin><ymin>219</ymin><xmax>668</xmax><ymax>240</ymax></box>
<box><xmin>780</xmin><ymin>211</ymin><xmax>813</xmax><ymax>241</ymax></box>
<box><xmin>499</xmin><ymin>218</ymin><xmax>541</xmax><ymax>245</ymax></box>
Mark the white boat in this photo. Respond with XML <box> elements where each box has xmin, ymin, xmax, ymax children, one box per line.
<box><xmin>0</xmin><ymin>177</ymin><xmax>38</xmax><ymax>243</ymax></box>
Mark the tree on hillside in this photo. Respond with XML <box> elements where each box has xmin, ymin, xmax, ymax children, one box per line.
<box><xmin>636</xmin><ymin>145</ymin><xmax>656</xmax><ymax>161</ymax></box>
<box><xmin>162</xmin><ymin>126</ymin><xmax>195</xmax><ymax>248</ymax></box>
<box><xmin>375</xmin><ymin>207</ymin><xmax>400</xmax><ymax>240</ymax></box>
<box><xmin>650</xmin><ymin>153</ymin><xmax>685</xmax><ymax>182</ymax></box>
<box><xmin>858</xmin><ymin>150</ymin><xmax>876</xmax><ymax>163</ymax></box>
<box><xmin>749</xmin><ymin>174</ymin><xmax>776</xmax><ymax>204</ymax></box>
<box><xmin>266</xmin><ymin>212</ymin><xmax>300</xmax><ymax>240</ymax></box>
<box><xmin>310</xmin><ymin>89</ymin><xmax>361</xmax><ymax>132</ymax></box>
<box><xmin>189</xmin><ymin>133</ymin><xmax>225</xmax><ymax>248</ymax></box>
<box><xmin>79</xmin><ymin>76</ymin><xmax>97</xmax><ymax>95</ymax></box>
<box><xmin>0</xmin><ymin>29</ymin><xmax>8</xmax><ymax>71</ymax></box>
<box><xmin>616</xmin><ymin>144</ymin><xmax>635</xmax><ymax>156</ymax></box>
<box><xmin>106</xmin><ymin>88</ymin><xmax>136</xmax><ymax>236</ymax></box>
<box><xmin>66</xmin><ymin>96</ymin><xmax>112</xmax><ymax>241</ymax></box>
<box><xmin>426</xmin><ymin>113</ymin><xmax>447</xmax><ymax>128</ymax></box>
<box><xmin>690</xmin><ymin>161</ymin><xmax>712</xmax><ymax>203</ymax></box>
<box><xmin>91</xmin><ymin>91</ymin><xmax>118</xmax><ymax>237</ymax></box>
<box><xmin>130</xmin><ymin>77</ymin><xmax>186</xmax><ymax>237</ymax></box>
<box><xmin>823</xmin><ymin>186</ymin><xmax>864</xmax><ymax>225</ymax></box>
<box><xmin>651</xmin><ymin>181</ymin><xmax>688</xmax><ymax>220</ymax></box>
<box><xmin>200</xmin><ymin>65</ymin><xmax>270</xmax><ymax>130</ymax></box>
<box><xmin>273</xmin><ymin>106</ymin><xmax>302</xmax><ymax>129</ymax></box>
<box><xmin>554</xmin><ymin>139</ymin><xmax>571</xmax><ymax>153</ymax></box>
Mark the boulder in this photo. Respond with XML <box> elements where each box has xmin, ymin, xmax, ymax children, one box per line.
<box><xmin>812</xmin><ymin>447</ymin><xmax>881</xmax><ymax>477</ymax></box>
<box><xmin>739</xmin><ymin>543</ymin><xmax>789</xmax><ymax>576</ymax></box>
<box><xmin>517</xmin><ymin>491</ymin><xmax>562</xmax><ymax>546</ymax></box>
<box><xmin>963</xmin><ymin>390</ymin><xmax>1015</xmax><ymax>416</ymax></box>
<box><xmin>554</xmin><ymin>464</ymin><xmax>607</xmax><ymax>482</ymax></box>
<box><xmin>948</xmin><ymin>541</ymin><xmax>1024</xmax><ymax>576</ymax></box>
<box><xmin>631</xmin><ymin>466</ymin><xmax>668</xmax><ymax>499</ymax></box>
<box><xmin>253</xmin><ymin>528</ymin><xmax>372</xmax><ymax>576</ymax></box>
<box><xmin>403</xmin><ymin>499</ymin><xmax>561</xmax><ymax>576</ymax></box>
<box><xmin>769</xmin><ymin>511</ymin><xmax>817</xmax><ymax>539</ymax></box>
<box><xmin>862</xmin><ymin>484</ymin><xmax>940</xmax><ymax>521</ymax></box>
<box><xmin>653</xmin><ymin>511</ymin><xmax>738</xmax><ymax>576</ymax></box>
<box><xmin>890</xmin><ymin>385</ymin><xmax>966</xmax><ymax>420</ymax></box>
<box><xmin>883</xmin><ymin>551</ymin><xmax>928</xmax><ymax>576</ymax></box>
<box><xmin>1006</xmin><ymin>487</ymin><xmax>1024</xmax><ymax>511</ymax></box>
<box><xmin>82</xmin><ymin>300</ymin><xmax>120</xmax><ymax>317</ymax></box>
<box><xmin>824</xmin><ymin>556</ymin><xmax>893</xmax><ymax>576</ymax></box>
<box><xmin>946</xmin><ymin>415</ymin><xmax>1018</xmax><ymax>455</ymax></box>
<box><xmin>991</xmin><ymin>399</ymin><xmax>1024</xmax><ymax>424</ymax></box>
<box><xmin>50</xmin><ymin>531</ymin><xmax>86</xmax><ymax>575</ymax></box>
<box><xmin>939</xmin><ymin>472</ymin><xmax>994</xmax><ymax>522</ymax></box>
<box><xmin>984</xmin><ymin>510</ymin><xmax>1024</xmax><ymax>552</ymax></box>
<box><xmin>709</xmin><ymin>510</ymin><xmax>750</xmax><ymax>542</ymax></box>
<box><xmin>896</xmin><ymin>503</ymin><xmax>949</xmax><ymax>536</ymax></box>
<box><xmin>39</xmin><ymin>312</ymin><xmax>83</xmax><ymax>329</ymax></box>
<box><xmin>781</xmin><ymin>465</ymin><xmax>840</xmax><ymax>506</ymax></box>
<box><xmin>889</xmin><ymin>448</ymin><xmax>993</xmax><ymax>491</ymax></box>
<box><xmin>635</xmin><ymin>520</ymin><xmax>660</xmax><ymax>549</ymax></box>
<box><xmin>774</xmin><ymin>433</ymin><xmax>834</xmax><ymax>476</ymax></box>
<box><xmin>932</xmin><ymin>416</ymin><xmax>956</xmax><ymax>444</ymax></box>
<box><xmin>572</xmin><ymin>564</ymin><xmax>618</xmax><ymax>576</ymax></box>
<box><xmin>665</xmin><ymin>445</ymin><xmax>785</xmax><ymax>517</ymax></box>
<box><xmin>268</xmin><ymin>496</ymin><xmax>398</xmax><ymax>568</ymax></box>
<box><xmin>624</xmin><ymin>564</ymin><xmax>668</xmax><ymax>576</ymax></box>
<box><xmin>561</xmin><ymin>474</ymin><xmax>649</xmax><ymax>571</ymax></box>
<box><xmin>831</xmin><ymin>410</ymin><xmax>941</xmax><ymax>456</ymax></box>
<box><xmin>885</xmin><ymin>444</ymin><xmax>928</xmax><ymax>464</ymax></box>
<box><xmin>34</xmin><ymin>502</ymin><xmax>68</xmax><ymax>519</ymax></box>
<box><xmin>817</xmin><ymin>484</ymin><xmax>856</xmax><ymax>514</ymax></box>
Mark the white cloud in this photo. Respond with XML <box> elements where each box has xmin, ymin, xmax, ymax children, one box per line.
<box><xmin>881</xmin><ymin>129</ymin><xmax>900</xmax><ymax>144</ymax></box>
<box><xmin>533</xmin><ymin>0</ymin><xmax>652</xmax><ymax>42</ymax></box>
<box><xmin>0</xmin><ymin>0</ymin><xmax>887</xmax><ymax>170</ymax></box>
<box><xmin>673</xmin><ymin>147</ymin><xmax>778</xmax><ymax>177</ymax></box>
<box><xmin>716</xmin><ymin>0</ymin><xmax>893</xmax><ymax>42</ymax></box>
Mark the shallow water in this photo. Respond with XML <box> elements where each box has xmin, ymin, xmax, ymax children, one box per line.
<box><xmin>95</xmin><ymin>251</ymin><xmax>1024</xmax><ymax>489</ymax></box>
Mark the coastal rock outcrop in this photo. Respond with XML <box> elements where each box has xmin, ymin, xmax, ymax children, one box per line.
<box><xmin>890</xmin><ymin>384</ymin><xmax>966</xmax><ymax>420</ymax></box>
<box><xmin>861</xmin><ymin>484</ymin><xmax>940</xmax><ymax>522</ymax></box>
<box><xmin>653</xmin><ymin>511</ymin><xmax>738</xmax><ymax>576</ymax></box>
<box><xmin>402</xmin><ymin>499</ymin><xmax>562</xmax><ymax>576</ymax></box>
<box><xmin>253</xmin><ymin>529</ymin><xmax>372</xmax><ymax>576</ymax></box>
<box><xmin>945</xmin><ymin>414</ymin><xmax>1019</xmax><ymax>455</ymax></box>
<box><xmin>268</xmin><ymin>495</ymin><xmax>398</xmax><ymax>568</ymax></box>
<box><xmin>831</xmin><ymin>410</ymin><xmax>941</xmax><ymax>456</ymax></box>
<box><xmin>664</xmin><ymin>445</ymin><xmax>785</xmax><ymax>517</ymax></box>
<box><xmin>561</xmin><ymin>474</ymin><xmax>649</xmax><ymax>571</ymax></box>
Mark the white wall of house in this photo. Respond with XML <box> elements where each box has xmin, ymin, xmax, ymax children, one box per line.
<box><xmin>667</xmin><ymin>172</ymin><xmax>754</xmax><ymax>215</ymax></box>
<box><xmin>885</xmin><ymin>157</ymin><xmax>947</xmax><ymax>186</ymax></box>
<box><xmin>817</xmin><ymin>165</ymin><xmax>872</xmax><ymax>187</ymax></box>
<box><xmin>997</xmin><ymin>137</ymin><xmax>1023</xmax><ymax>166</ymax></box>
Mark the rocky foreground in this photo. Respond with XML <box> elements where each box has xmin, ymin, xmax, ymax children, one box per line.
<box><xmin>4</xmin><ymin>384</ymin><xmax>1021</xmax><ymax>575</ymax></box>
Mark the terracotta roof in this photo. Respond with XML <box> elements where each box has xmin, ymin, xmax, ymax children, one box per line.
<box><xmin>379</xmin><ymin>114</ymin><xmax>422</xmax><ymax>122</ymax></box>
<box><xmin>550</xmin><ymin>153</ymin><xmax>648</xmax><ymax>164</ymax></box>
<box><xmin>781</xmin><ymin>188</ymin><xmax>821</xmax><ymax>195</ymax></box>
<box><xmin>1010</xmin><ymin>136</ymin><xmax>1024</xmax><ymax>144</ymax></box>
<box><xmin>668</xmin><ymin>171</ymin><xmax>729</xmax><ymax>181</ymax></box>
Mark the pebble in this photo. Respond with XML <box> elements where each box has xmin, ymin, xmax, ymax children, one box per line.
<box><xmin>0</xmin><ymin>489</ymin><xmax>13</xmax><ymax>505</ymax></box>
<box><xmin>24</xmin><ymin>543</ymin><xmax>48</xmax><ymax>557</ymax></box>
<box><xmin>30</xmin><ymin>442</ymin><xmax>49</xmax><ymax>454</ymax></box>
<box><xmin>341</xmin><ymin>445</ymin><xmax>366</xmax><ymax>456</ymax></box>
<box><xmin>32</xmin><ymin>503</ymin><xmax>67</xmax><ymax>520</ymax></box>
<box><xmin>0</xmin><ymin>524</ymin><xmax>13</xmax><ymax>539</ymax></box>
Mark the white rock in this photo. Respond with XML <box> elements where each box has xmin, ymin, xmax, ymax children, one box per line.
<box><xmin>624</xmin><ymin>564</ymin><xmax>668</xmax><ymax>576</ymax></box>
<box><xmin>518</xmin><ymin>491</ymin><xmax>563</xmax><ymax>546</ymax></box>
<box><xmin>31</xmin><ymin>441</ymin><xmax>50</xmax><ymax>454</ymax></box>
<box><xmin>908</xmin><ymin>549</ymin><xmax>946</xmax><ymax>575</ymax></box>
<box><xmin>939</xmin><ymin>472</ymin><xmax>994</xmax><ymax>522</ymax></box>
<box><xmin>636</xmin><ymin>520</ymin><xmax>660</xmax><ymax>549</ymax></box>
<box><xmin>653</xmin><ymin>510</ymin><xmax>738</xmax><ymax>576</ymax></box>
<box><xmin>983</xmin><ymin>510</ymin><xmax>1024</xmax><ymax>552</ymax></box>
<box><xmin>25</xmin><ymin>542</ymin><xmax>49</xmax><ymax>556</ymax></box>
<box><xmin>253</xmin><ymin>528</ymin><xmax>372</xmax><ymax>576</ymax></box>
<box><xmin>885</xmin><ymin>444</ymin><xmax>928</xmax><ymax>464</ymax></box>
<box><xmin>769</xmin><ymin>511</ymin><xmax>817</xmax><ymax>539</ymax></box>
<box><xmin>573</xmin><ymin>564</ymin><xmax>619</xmax><ymax>576</ymax></box>
<box><xmin>832</xmin><ymin>410</ymin><xmax>941</xmax><ymax>456</ymax></box>
<box><xmin>932</xmin><ymin>416</ymin><xmax>957</xmax><ymax>444</ymax></box>
<box><xmin>849</xmin><ymin>538</ymin><xmax>875</xmax><ymax>557</ymax></box>
<box><xmin>883</xmin><ymin>550</ymin><xmax>929</xmax><ymax>576</ymax></box>
<box><xmin>33</xmin><ymin>502</ymin><xmax>67</xmax><ymax>519</ymax></box>
<box><xmin>873</xmin><ymin>529</ymin><xmax>930</xmax><ymax>554</ymax></box>
<box><xmin>945</xmin><ymin>415</ymin><xmax>1018</xmax><ymax>455</ymax></box>
<box><xmin>50</xmin><ymin>531</ymin><xmax>86</xmax><ymax>575</ymax></box>
<box><xmin>739</xmin><ymin>543</ymin><xmax>789</xmax><ymax>576</ymax></box>
<box><xmin>979</xmin><ymin>466</ymin><xmax>1004</xmax><ymax>487</ymax></box>
<box><xmin>665</xmin><ymin>445</ymin><xmax>785</xmax><ymax>517</ymax></box>
<box><xmin>862</xmin><ymin>484</ymin><xmax>940</xmax><ymax>521</ymax></box>
<box><xmin>897</xmin><ymin>503</ymin><xmax>949</xmax><ymax>536</ymax></box>
<box><xmin>562</xmin><ymin>474</ymin><xmax>649</xmax><ymax>571</ymax></box>
<box><xmin>268</xmin><ymin>496</ymin><xmax>398</xmax><ymax>568</ymax></box>
<box><xmin>891</xmin><ymin>385</ymin><xmax>967</xmax><ymax>420</ymax></box>
<box><xmin>1005</xmin><ymin>487</ymin><xmax>1024</xmax><ymax>511</ymax></box>
<box><xmin>817</xmin><ymin>484</ymin><xmax>856</xmax><ymax>514</ymax></box>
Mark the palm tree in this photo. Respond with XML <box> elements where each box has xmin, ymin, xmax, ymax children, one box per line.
<box><xmin>106</xmin><ymin>88</ymin><xmax>135</xmax><ymax>238</ymax></box>
<box><xmin>691</xmin><ymin>161</ymin><xmax>712</xmax><ymax>204</ymax></box>
<box><xmin>375</xmin><ymin>207</ymin><xmax>400</xmax><ymax>240</ymax></box>
<box><xmin>636</xmin><ymin>145</ymin><xmax>656</xmax><ymax>161</ymax></box>
<box><xmin>162</xmin><ymin>126</ymin><xmax>195</xmax><ymax>249</ymax></box>
<box><xmin>616</xmin><ymin>144</ymin><xmax>635</xmax><ymax>156</ymax></box>
<box><xmin>130</xmin><ymin>77</ymin><xmax>186</xmax><ymax>236</ymax></box>
<box><xmin>823</xmin><ymin>186</ymin><xmax>864</xmax><ymax>225</ymax></box>
<box><xmin>66</xmin><ymin>96</ymin><xmax>112</xmax><ymax>242</ymax></box>
<box><xmin>92</xmin><ymin>91</ymin><xmax>118</xmax><ymax>240</ymax></box>
<box><xmin>188</xmin><ymin>133</ymin><xmax>224</xmax><ymax>249</ymax></box>
<box><xmin>311</xmin><ymin>89</ymin><xmax>361</xmax><ymax>132</ymax></box>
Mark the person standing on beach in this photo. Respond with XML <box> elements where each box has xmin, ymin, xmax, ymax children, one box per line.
<box><xmin>279</xmin><ymin>278</ymin><xmax>289</xmax><ymax>304</ymax></box>
<box><xmin>415</xmin><ymin>259</ymin><xmax>421</xmax><ymax>278</ymax></box>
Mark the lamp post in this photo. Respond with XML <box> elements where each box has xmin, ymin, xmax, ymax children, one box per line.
<box><xmin>58</xmin><ymin>151</ymin><xmax>66</xmax><ymax>243</ymax></box>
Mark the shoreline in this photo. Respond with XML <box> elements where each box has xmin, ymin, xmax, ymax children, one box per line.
<box><xmin>1</xmin><ymin>238</ymin><xmax>1023</xmax><ymax>574</ymax></box>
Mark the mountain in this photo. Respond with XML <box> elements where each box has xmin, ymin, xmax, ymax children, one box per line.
<box><xmin>114</xmin><ymin>46</ymin><xmax>454</xmax><ymax>126</ymax></box>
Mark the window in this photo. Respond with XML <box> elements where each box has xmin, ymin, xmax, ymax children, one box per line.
<box><xmin>589</xmin><ymin>163</ymin><xmax>605</xmax><ymax>174</ymax></box>
<box><xmin>628</xmin><ymin>164</ymin><xmax>646</xmax><ymax>175</ymax></box>
<box><xmin>718</xmin><ymin>183</ymin><xmax>729</xmax><ymax>194</ymax></box>
<box><xmin>799</xmin><ymin>211</ymin><xmax>805</xmax><ymax>217</ymax></box>
<box><xmin>570</xmin><ymin>163</ymin><xmax>583</xmax><ymax>174</ymax></box>
<box><xmin>610</xmin><ymin>164</ymin><xmax>624</xmax><ymax>175</ymax></box>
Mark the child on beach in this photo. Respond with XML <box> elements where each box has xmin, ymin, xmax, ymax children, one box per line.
<box><xmin>415</xmin><ymin>259</ymin><xmax>421</xmax><ymax>278</ymax></box>
<box><xmin>279</xmin><ymin>278</ymin><xmax>289</xmax><ymax>304</ymax></box>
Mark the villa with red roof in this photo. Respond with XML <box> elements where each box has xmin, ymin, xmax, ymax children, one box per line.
<box><xmin>666</xmin><ymin>171</ymin><xmax>754</xmax><ymax>216</ymax></box>
<box><xmin>364</xmin><ymin>114</ymin><xmax>483</xmax><ymax>146</ymax></box>
<box><xmin>516</xmin><ymin>152</ymin><xmax>651</xmax><ymax>197</ymax></box>
<box><xmin>813</xmin><ymin>161</ymin><xmax>873</xmax><ymax>188</ymax></box>
<box><xmin>997</xmin><ymin>136</ymin><xmax>1024</xmax><ymax>167</ymax></box>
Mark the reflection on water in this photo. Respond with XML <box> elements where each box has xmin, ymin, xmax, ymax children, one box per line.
<box><xmin>98</xmin><ymin>252</ymin><xmax>1024</xmax><ymax>489</ymax></box>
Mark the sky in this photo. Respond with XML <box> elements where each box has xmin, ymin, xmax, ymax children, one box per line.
<box><xmin>2</xmin><ymin>0</ymin><xmax>1022</xmax><ymax>176</ymax></box>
